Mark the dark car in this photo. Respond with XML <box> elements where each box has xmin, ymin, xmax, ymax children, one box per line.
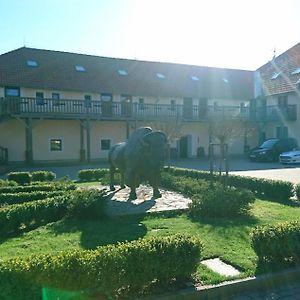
<box><xmin>249</xmin><ymin>138</ymin><xmax>298</xmax><ymax>162</ymax></box>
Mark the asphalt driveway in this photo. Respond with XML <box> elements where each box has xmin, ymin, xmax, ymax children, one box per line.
<box><xmin>1</xmin><ymin>157</ymin><xmax>300</xmax><ymax>184</ymax></box>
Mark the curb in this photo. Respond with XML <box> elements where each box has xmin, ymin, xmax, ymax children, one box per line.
<box><xmin>143</xmin><ymin>267</ymin><xmax>300</xmax><ymax>300</ymax></box>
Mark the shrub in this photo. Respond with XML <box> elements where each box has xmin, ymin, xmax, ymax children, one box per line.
<box><xmin>31</xmin><ymin>171</ymin><xmax>56</xmax><ymax>182</ymax></box>
<box><xmin>251</xmin><ymin>221</ymin><xmax>300</xmax><ymax>264</ymax></box>
<box><xmin>0</xmin><ymin>182</ymin><xmax>76</xmax><ymax>194</ymax></box>
<box><xmin>0</xmin><ymin>191</ymin><xmax>65</xmax><ymax>206</ymax></box>
<box><xmin>66</xmin><ymin>189</ymin><xmax>107</xmax><ymax>219</ymax></box>
<box><xmin>0</xmin><ymin>235</ymin><xmax>202</xmax><ymax>300</ymax></box>
<box><xmin>188</xmin><ymin>183</ymin><xmax>255</xmax><ymax>218</ymax></box>
<box><xmin>7</xmin><ymin>172</ymin><xmax>31</xmax><ymax>185</ymax></box>
<box><xmin>295</xmin><ymin>184</ymin><xmax>300</xmax><ymax>201</ymax></box>
<box><xmin>164</xmin><ymin>167</ymin><xmax>294</xmax><ymax>202</ymax></box>
<box><xmin>0</xmin><ymin>180</ymin><xmax>17</xmax><ymax>187</ymax></box>
<box><xmin>78</xmin><ymin>168</ymin><xmax>109</xmax><ymax>182</ymax></box>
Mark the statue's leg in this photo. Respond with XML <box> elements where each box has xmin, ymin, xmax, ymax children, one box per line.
<box><xmin>129</xmin><ymin>188</ymin><xmax>137</xmax><ymax>200</ymax></box>
<box><xmin>120</xmin><ymin>172</ymin><xmax>125</xmax><ymax>189</ymax></box>
<box><xmin>109</xmin><ymin>167</ymin><xmax>115</xmax><ymax>191</ymax></box>
<box><xmin>152</xmin><ymin>172</ymin><xmax>162</xmax><ymax>198</ymax></box>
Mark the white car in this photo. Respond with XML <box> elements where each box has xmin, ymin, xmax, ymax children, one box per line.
<box><xmin>279</xmin><ymin>149</ymin><xmax>300</xmax><ymax>164</ymax></box>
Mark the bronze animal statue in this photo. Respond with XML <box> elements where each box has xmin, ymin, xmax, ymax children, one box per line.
<box><xmin>108</xmin><ymin>127</ymin><xmax>167</xmax><ymax>200</ymax></box>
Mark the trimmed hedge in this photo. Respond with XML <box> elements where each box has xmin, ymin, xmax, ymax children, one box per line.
<box><xmin>0</xmin><ymin>190</ymin><xmax>65</xmax><ymax>206</ymax></box>
<box><xmin>296</xmin><ymin>184</ymin><xmax>300</xmax><ymax>201</ymax></box>
<box><xmin>0</xmin><ymin>179</ymin><xmax>17</xmax><ymax>187</ymax></box>
<box><xmin>0</xmin><ymin>189</ymin><xmax>107</xmax><ymax>236</ymax></box>
<box><xmin>0</xmin><ymin>234</ymin><xmax>202</xmax><ymax>300</ymax></box>
<box><xmin>0</xmin><ymin>182</ymin><xmax>76</xmax><ymax>194</ymax></box>
<box><xmin>164</xmin><ymin>167</ymin><xmax>294</xmax><ymax>202</ymax></box>
<box><xmin>7</xmin><ymin>171</ymin><xmax>56</xmax><ymax>185</ymax></box>
<box><xmin>7</xmin><ymin>172</ymin><xmax>31</xmax><ymax>185</ymax></box>
<box><xmin>78</xmin><ymin>168</ymin><xmax>109</xmax><ymax>182</ymax></box>
<box><xmin>189</xmin><ymin>183</ymin><xmax>255</xmax><ymax>217</ymax></box>
<box><xmin>251</xmin><ymin>221</ymin><xmax>300</xmax><ymax>264</ymax></box>
<box><xmin>31</xmin><ymin>171</ymin><xmax>56</xmax><ymax>182</ymax></box>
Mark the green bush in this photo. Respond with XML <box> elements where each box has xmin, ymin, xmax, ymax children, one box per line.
<box><xmin>295</xmin><ymin>184</ymin><xmax>300</xmax><ymax>201</ymax></box>
<box><xmin>0</xmin><ymin>179</ymin><xmax>17</xmax><ymax>187</ymax></box>
<box><xmin>0</xmin><ymin>196</ymin><xmax>69</xmax><ymax>235</ymax></box>
<box><xmin>31</xmin><ymin>171</ymin><xmax>56</xmax><ymax>182</ymax></box>
<box><xmin>78</xmin><ymin>168</ymin><xmax>109</xmax><ymax>182</ymax></box>
<box><xmin>0</xmin><ymin>190</ymin><xmax>65</xmax><ymax>206</ymax></box>
<box><xmin>7</xmin><ymin>172</ymin><xmax>31</xmax><ymax>185</ymax></box>
<box><xmin>251</xmin><ymin>221</ymin><xmax>300</xmax><ymax>264</ymax></box>
<box><xmin>0</xmin><ymin>182</ymin><xmax>76</xmax><ymax>194</ymax></box>
<box><xmin>66</xmin><ymin>189</ymin><xmax>107</xmax><ymax>219</ymax></box>
<box><xmin>188</xmin><ymin>183</ymin><xmax>255</xmax><ymax>218</ymax></box>
<box><xmin>164</xmin><ymin>167</ymin><xmax>294</xmax><ymax>202</ymax></box>
<box><xmin>0</xmin><ymin>234</ymin><xmax>202</xmax><ymax>300</ymax></box>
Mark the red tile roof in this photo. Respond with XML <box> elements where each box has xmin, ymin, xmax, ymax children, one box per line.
<box><xmin>0</xmin><ymin>47</ymin><xmax>254</xmax><ymax>100</ymax></box>
<box><xmin>258</xmin><ymin>43</ymin><xmax>300</xmax><ymax>96</ymax></box>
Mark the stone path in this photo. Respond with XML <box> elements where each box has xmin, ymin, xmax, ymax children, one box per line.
<box><xmin>104</xmin><ymin>185</ymin><xmax>192</xmax><ymax>216</ymax></box>
<box><xmin>201</xmin><ymin>258</ymin><xmax>241</xmax><ymax>277</ymax></box>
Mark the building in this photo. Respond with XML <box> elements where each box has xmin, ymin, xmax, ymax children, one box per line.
<box><xmin>0</xmin><ymin>45</ymin><xmax>298</xmax><ymax>165</ymax></box>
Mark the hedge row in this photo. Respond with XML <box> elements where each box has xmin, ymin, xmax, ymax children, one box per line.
<box><xmin>0</xmin><ymin>189</ymin><xmax>107</xmax><ymax>236</ymax></box>
<box><xmin>0</xmin><ymin>179</ymin><xmax>17</xmax><ymax>187</ymax></box>
<box><xmin>251</xmin><ymin>221</ymin><xmax>300</xmax><ymax>264</ymax></box>
<box><xmin>0</xmin><ymin>234</ymin><xmax>202</xmax><ymax>300</ymax></box>
<box><xmin>78</xmin><ymin>168</ymin><xmax>109</xmax><ymax>181</ymax></box>
<box><xmin>0</xmin><ymin>190</ymin><xmax>66</xmax><ymax>206</ymax></box>
<box><xmin>164</xmin><ymin>167</ymin><xmax>295</xmax><ymax>202</ymax></box>
<box><xmin>0</xmin><ymin>182</ymin><xmax>76</xmax><ymax>194</ymax></box>
<box><xmin>296</xmin><ymin>184</ymin><xmax>300</xmax><ymax>200</ymax></box>
<box><xmin>161</xmin><ymin>172</ymin><xmax>255</xmax><ymax>217</ymax></box>
<box><xmin>7</xmin><ymin>171</ymin><xmax>56</xmax><ymax>185</ymax></box>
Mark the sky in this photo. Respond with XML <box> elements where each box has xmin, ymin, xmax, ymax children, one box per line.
<box><xmin>0</xmin><ymin>0</ymin><xmax>300</xmax><ymax>70</ymax></box>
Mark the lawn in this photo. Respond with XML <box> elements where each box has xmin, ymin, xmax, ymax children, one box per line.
<box><xmin>1</xmin><ymin>195</ymin><xmax>300</xmax><ymax>285</ymax></box>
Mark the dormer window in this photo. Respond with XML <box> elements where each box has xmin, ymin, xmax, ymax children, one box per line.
<box><xmin>75</xmin><ymin>65</ymin><xmax>86</xmax><ymax>72</ymax></box>
<box><xmin>191</xmin><ymin>75</ymin><xmax>199</xmax><ymax>81</ymax></box>
<box><xmin>27</xmin><ymin>60</ymin><xmax>38</xmax><ymax>67</ymax></box>
<box><xmin>156</xmin><ymin>73</ymin><xmax>165</xmax><ymax>79</ymax></box>
<box><xmin>271</xmin><ymin>72</ymin><xmax>281</xmax><ymax>80</ymax></box>
<box><xmin>291</xmin><ymin>68</ymin><xmax>300</xmax><ymax>75</ymax></box>
<box><xmin>118</xmin><ymin>69</ymin><xmax>128</xmax><ymax>76</ymax></box>
<box><xmin>222</xmin><ymin>78</ymin><xmax>229</xmax><ymax>83</ymax></box>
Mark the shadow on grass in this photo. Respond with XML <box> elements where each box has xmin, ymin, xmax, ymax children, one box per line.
<box><xmin>49</xmin><ymin>214</ymin><xmax>148</xmax><ymax>250</ymax></box>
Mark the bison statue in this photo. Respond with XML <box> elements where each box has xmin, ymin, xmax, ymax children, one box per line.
<box><xmin>108</xmin><ymin>127</ymin><xmax>167</xmax><ymax>200</ymax></box>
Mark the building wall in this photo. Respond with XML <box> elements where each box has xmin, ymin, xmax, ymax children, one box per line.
<box><xmin>0</xmin><ymin>119</ymin><xmax>25</xmax><ymax>162</ymax></box>
<box><xmin>32</xmin><ymin>120</ymin><xmax>81</xmax><ymax>162</ymax></box>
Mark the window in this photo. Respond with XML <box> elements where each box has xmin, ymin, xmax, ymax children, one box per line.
<box><xmin>52</xmin><ymin>93</ymin><xmax>60</xmax><ymax>105</ymax></box>
<box><xmin>36</xmin><ymin>92</ymin><xmax>45</xmax><ymax>105</ymax></box>
<box><xmin>101</xmin><ymin>139</ymin><xmax>111</xmax><ymax>150</ymax></box>
<box><xmin>50</xmin><ymin>139</ymin><xmax>62</xmax><ymax>151</ymax></box>
<box><xmin>84</xmin><ymin>95</ymin><xmax>91</xmax><ymax>108</ymax></box>
<box><xmin>291</xmin><ymin>68</ymin><xmax>300</xmax><ymax>75</ymax></box>
<box><xmin>118</xmin><ymin>69</ymin><xmax>128</xmax><ymax>76</ymax></box>
<box><xmin>278</xmin><ymin>95</ymin><xmax>288</xmax><ymax>108</ymax></box>
<box><xmin>222</xmin><ymin>78</ymin><xmax>229</xmax><ymax>83</ymax></box>
<box><xmin>156</xmin><ymin>73</ymin><xmax>165</xmax><ymax>79</ymax></box>
<box><xmin>27</xmin><ymin>60</ymin><xmax>38</xmax><ymax>67</ymax></box>
<box><xmin>75</xmin><ymin>65</ymin><xmax>85</xmax><ymax>72</ymax></box>
<box><xmin>190</xmin><ymin>75</ymin><xmax>199</xmax><ymax>81</ymax></box>
<box><xmin>5</xmin><ymin>87</ymin><xmax>20</xmax><ymax>97</ymax></box>
<box><xmin>101</xmin><ymin>93</ymin><xmax>112</xmax><ymax>102</ymax></box>
<box><xmin>240</xmin><ymin>102</ymin><xmax>246</xmax><ymax>113</ymax></box>
<box><xmin>271</xmin><ymin>72</ymin><xmax>281</xmax><ymax>80</ymax></box>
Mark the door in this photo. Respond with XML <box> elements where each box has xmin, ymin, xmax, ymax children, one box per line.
<box><xmin>121</xmin><ymin>94</ymin><xmax>132</xmax><ymax>117</ymax></box>
<box><xmin>183</xmin><ymin>98</ymin><xmax>193</xmax><ymax>119</ymax></box>
<box><xmin>101</xmin><ymin>93</ymin><xmax>113</xmax><ymax>117</ymax></box>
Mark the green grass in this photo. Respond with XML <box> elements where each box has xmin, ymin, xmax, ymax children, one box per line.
<box><xmin>1</xmin><ymin>197</ymin><xmax>300</xmax><ymax>285</ymax></box>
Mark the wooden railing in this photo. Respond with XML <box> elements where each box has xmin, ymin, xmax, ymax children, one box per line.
<box><xmin>0</xmin><ymin>97</ymin><xmax>297</xmax><ymax>122</ymax></box>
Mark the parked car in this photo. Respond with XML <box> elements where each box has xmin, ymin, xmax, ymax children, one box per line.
<box><xmin>279</xmin><ymin>149</ymin><xmax>300</xmax><ymax>164</ymax></box>
<box><xmin>249</xmin><ymin>138</ymin><xmax>298</xmax><ymax>162</ymax></box>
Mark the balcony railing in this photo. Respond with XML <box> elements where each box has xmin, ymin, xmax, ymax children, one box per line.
<box><xmin>0</xmin><ymin>97</ymin><xmax>297</xmax><ymax>122</ymax></box>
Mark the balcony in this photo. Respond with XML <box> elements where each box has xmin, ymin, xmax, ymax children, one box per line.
<box><xmin>0</xmin><ymin>97</ymin><xmax>296</xmax><ymax>122</ymax></box>
<box><xmin>252</xmin><ymin>105</ymin><xmax>297</xmax><ymax>122</ymax></box>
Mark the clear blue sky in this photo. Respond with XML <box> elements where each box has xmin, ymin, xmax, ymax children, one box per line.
<box><xmin>0</xmin><ymin>0</ymin><xmax>299</xmax><ymax>70</ymax></box>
